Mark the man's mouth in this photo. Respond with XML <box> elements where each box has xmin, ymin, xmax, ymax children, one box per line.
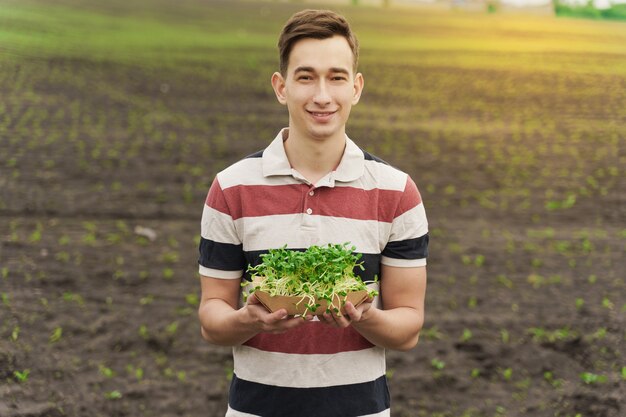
<box><xmin>308</xmin><ymin>110</ymin><xmax>336</xmax><ymax>119</ymax></box>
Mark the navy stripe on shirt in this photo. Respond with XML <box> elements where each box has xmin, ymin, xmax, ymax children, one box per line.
<box><xmin>382</xmin><ymin>234</ymin><xmax>429</xmax><ymax>260</ymax></box>
<box><xmin>228</xmin><ymin>374</ymin><xmax>390</xmax><ymax>417</ymax></box>
<box><xmin>198</xmin><ymin>237</ymin><xmax>246</xmax><ymax>272</ymax></box>
<box><xmin>199</xmin><ymin>237</ymin><xmax>427</xmax><ymax>278</ymax></box>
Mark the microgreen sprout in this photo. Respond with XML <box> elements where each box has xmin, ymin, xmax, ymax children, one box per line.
<box><xmin>245</xmin><ymin>243</ymin><xmax>377</xmax><ymax>316</ymax></box>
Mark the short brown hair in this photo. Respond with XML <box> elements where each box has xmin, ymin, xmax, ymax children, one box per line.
<box><xmin>277</xmin><ymin>9</ymin><xmax>359</xmax><ymax>76</ymax></box>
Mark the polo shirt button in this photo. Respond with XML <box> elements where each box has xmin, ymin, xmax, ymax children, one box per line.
<box><xmin>309</xmin><ymin>190</ymin><xmax>315</xmax><ymax>196</ymax></box>
<box><xmin>306</xmin><ymin>208</ymin><xmax>312</xmax><ymax>215</ymax></box>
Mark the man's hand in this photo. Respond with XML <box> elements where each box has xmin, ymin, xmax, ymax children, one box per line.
<box><xmin>318</xmin><ymin>265</ymin><xmax>427</xmax><ymax>351</ymax></box>
<box><xmin>243</xmin><ymin>293</ymin><xmax>313</xmax><ymax>334</ymax></box>
<box><xmin>199</xmin><ymin>276</ymin><xmax>312</xmax><ymax>346</ymax></box>
<box><xmin>319</xmin><ymin>297</ymin><xmax>373</xmax><ymax>328</ymax></box>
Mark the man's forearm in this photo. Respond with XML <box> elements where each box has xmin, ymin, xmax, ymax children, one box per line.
<box><xmin>198</xmin><ymin>299</ymin><xmax>257</xmax><ymax>346</ymax></box>
<box><xmin>351</xmin><ymin>306</ymin><xmax>424</xmax><ymax>351</ymax></box>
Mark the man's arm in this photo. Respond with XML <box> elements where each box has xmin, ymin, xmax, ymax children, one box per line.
<box><xmin>323</xmin><ymin>264</ymin><xmax>427</xmax><ymax>351</ymax></box>
<box><xmin>198</xmin><ymin>275</ymin><xmax>311</xmax><ymax>346</ymax></box>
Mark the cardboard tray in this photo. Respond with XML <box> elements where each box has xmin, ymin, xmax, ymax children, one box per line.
<box><xmin>254</xmin><ymin>289</ymin><xmax>369</xmax><ymax>316</ymax></box>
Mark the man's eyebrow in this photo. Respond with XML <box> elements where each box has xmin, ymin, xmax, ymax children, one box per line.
<box><xmin>293</xmin><ymin>66</ymin><xmax>351</xmax><ymax>75</ymax></box>
<box><xmin>294</xmin><ymin>66</ymin><xmax>315</xmax><ymax>73</ymax></box>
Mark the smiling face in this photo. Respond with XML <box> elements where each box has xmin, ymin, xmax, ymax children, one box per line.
<box><xmin>271</xmin><ymin>36</ymin><xmax>364</xmax><ymax>144</ymax></box>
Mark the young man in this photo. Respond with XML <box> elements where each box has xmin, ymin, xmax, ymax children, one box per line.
<box><xmin>198</xmin><ymin>9</ymin><xmax>428</xmax><ymax>417</ymax></box>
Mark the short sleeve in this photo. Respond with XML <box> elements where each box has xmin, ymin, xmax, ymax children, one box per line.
<box><xmin>381</xmin><ymin>176</ymin><xmax>429</xmax><ymax>267</ymax></box>
<box><xmin>198</xmin><ymin>177</ymin><xmax>246</xmax><ymax>279</ymax></box>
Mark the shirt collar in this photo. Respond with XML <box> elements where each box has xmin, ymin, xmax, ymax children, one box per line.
<box><xmin>262</xmin><ymin>128</ymin><xmax>293</xmax><ymax>177</ymax></box>
<box><xmin>262</xmin><ymin>128</ymin><xmax>365</xmax><ymax>185</ymax></box>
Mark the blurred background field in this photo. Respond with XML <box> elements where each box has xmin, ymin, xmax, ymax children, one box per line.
<box><xmin>0</xmin><ymin>0</ymin><xmax>624</xmax><ymax>416</ymax></box>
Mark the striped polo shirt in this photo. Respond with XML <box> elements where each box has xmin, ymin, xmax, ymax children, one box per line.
<box><xmin>199</xmin><ymin>128</ymin><xmax>428</xmax><ymax>417</ymax></box>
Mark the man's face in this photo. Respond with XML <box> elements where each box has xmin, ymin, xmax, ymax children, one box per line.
<box><xmin>272</xmin><ymin>36</ymin><xmax>364</xmax><ymax>143</ymax></box>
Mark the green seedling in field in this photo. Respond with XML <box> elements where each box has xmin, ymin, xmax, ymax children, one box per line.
<box><xmin>126</xmin><ymin>364</ymin><xmax>143</xmax><ymax>380</ymax></box>
<box><xmin>515</xmin><ymin>378</ymin><xmax>531</xmax><ymax>391</ymax></box>
<box><xmin>545</xmin><ymin>193</ymin><xmax>576</xmax><ymax>211</ymax></box>
<box><xmin>55</xmin><ymin>251</ymin><xmax>70</xmax><ymax>263</ymax></box>
<box><xmin>528</xmin><ymin>327</ymin><xmax>577</xmax><ymax>343</ymax></box>
<box><xmin>11</xmin><ymin>326</ymin><xmax>20</xmax><ymax>341</ymax></box>
<box><xmin>165</xmin><ymin>321</ymin><xmax>179</xmax><ymax>335</ymax></box>
<box><xmin>601</xmin><ymin>297</ymin><xmax>614</xmax><ymax>310</ymax></box>
<box><xmin>99</xmin><ymin>364</ymin><xmax>115</xmax><ymax>378</ymax></box>
<box><xmin>49</xmin><ymin>327</ymin><xmax>63</xmax><ymax>343</ymax></box>
<box><xmin>494</xmin><ymin>406</ymin><xmax>507</xmax><ymax>417</ymax></box>
<box><xmin>246</xmin><ymin>243</ymin><xmax>377</xmax><ymax>316</ymax></box>
<box><xmin>501</xmin><ymin>367</ymin><xmax>513</xmax><ymax>381</ymax></box>
<box><xmin>526</xmin><ymin>228</ymin><xmax>555</xmax><ymax>239</ymax></box>
<box><xmin>139</xmin><ymin>295</ymin><xmax>154</xmax><ymax>305</ymax></box>
<box><xmin>431</xmin><ymin>358</ymin><xmax>446</xmax><ymax>370</ymax></box>
<box><xmin>185</xmin><ymin>293</ymin><xmax>199</xmax><ymax>307</ymax></box>
<box><xmin>106</xmin><ymin>232</ymin><xmax>122</xmax><ymax>244</ymax></box>
<box><xmin>421</xmin><ymin>326</ymin><xmax>444</xmax><ymax>340</ymax></box>
<box><xmin>497</xmin><ymin>274</ymin><xmax>513</xmax><ymax>289</ymax></box>
<box><xmin>82</xmin><ymin>221</ymin><xmax>98</xmax><ymax>245</ymax></box>
<box><xmin>527</xmin><ymin>273</ymin><xmax>562</xmax><ymax>289</ymax></box>
<box><xmin>104</xmin><ymin>390</ymin><xmax>122</xmax><ymax>400</ymax></box>
<box><xmin>1</xmin><ymin>293</ymin><xmax>10</xmax><ymax>306</ymax></box>
<box><xmin>461</xmin><ymin>254</ymin><xmax>485</xmax><ymax>267</ymax></box>
<box><xmin>543</xmin><ymin>371</ymin><xmax>563</xmax><ymax>388</ymax></box>
<box><xmin>575</xmin><ymin>298</ymin><xmax>585</xmax><ymax>310</ymax></box>
<box><xmin>138</xmin><ymin>325</ymin><xmax>149</xmax><ymax>340</ymax></box>
<box><xmin>590</xmin><ymin>327</ymin><xmax>607</xmax><ymax>340</ymax></box>
<box><xmin>460</xmin><ymin>328</ymin><xmax>473</xmax><ymax>342</ymax></box>
<box><xmin>163</xmin><ymin>267</ymin><xmax>174</xmax><ymax>279</ymax></box>
<box><xmin>29</xmin><ymin>222</ymin><xmax>43</xmax><ymax>243</ymax></box>
<box><xmin>580</xmin><ymin>372</ymin><xmax>607</xmax><ymax>384</ymax></box>
<box><xmin>160</xmin><ymin>251</ymin><xmax>179</xmax><ymax>263</ymax></box>
<box><xmin>13</xmin><ymin>369</ymin><xmax>30</xmax><ymax>383</ymax></box>
<box><xmin>1</xmin><ymin>267</ymin><xmax>8</xmax><ymax>279</ymax></box>
<box><xmin>62</xmin><ymin>292</ymin><xmax>85</xmax><ymax>307</ymax></box>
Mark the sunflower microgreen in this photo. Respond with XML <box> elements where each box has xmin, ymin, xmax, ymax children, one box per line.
<box><xmin>245</xmin><ymin>243</ymin><xmax>378</xmax><ymax>316</ymax></box>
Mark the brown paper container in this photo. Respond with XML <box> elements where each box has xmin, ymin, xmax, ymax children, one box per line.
<box><xmin>254</xmin><ymin>289</ymin><xmax>369</xmax><ymax>316</ymax></box>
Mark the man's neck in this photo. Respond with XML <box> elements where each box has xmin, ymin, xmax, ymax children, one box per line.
<box><xmin>283</xmin><ymin>129</ymin><xmax>346</xmax><ymax>185</ymax></box>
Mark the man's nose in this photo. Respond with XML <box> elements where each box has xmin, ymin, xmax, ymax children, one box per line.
<box><xmin>313</xmin><ymin>81</ymin><xmax>331</xmax><ymax>106</ymax></box>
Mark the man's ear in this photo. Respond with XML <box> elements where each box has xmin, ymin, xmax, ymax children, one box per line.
<box><xmin>271</xmin><ymin>72</ymin><xmax>287</xmax><ymax>105</ymax></box>
<box><xmin>352</xmin><ymin>72</ymin><xmax>364</xmax><ymax>105</ymax></box>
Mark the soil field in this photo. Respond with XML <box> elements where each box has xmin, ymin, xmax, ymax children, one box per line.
<box><xmin>0</xmin><ymin>0</ymin><xmax>625</xmax><ymax>416</ymax></box>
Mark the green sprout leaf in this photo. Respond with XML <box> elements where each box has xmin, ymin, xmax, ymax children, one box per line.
<box><xmin>49</xmin><ymin>327</ymin><xmax>63</xmax><ymax>343</ymax></box>
<box><xmin>104</xmin><ymin>390</ymin><xmax>122</xmax><ymax>400</ymax></box>
<box><xmin>13</xmin><ymin>369</ymin><xmax>30</xmax><ymax>383</ymax></box>
<box><xmin>580</xmin><ymin>372</ymin><xmax>607</xmax><ymax>384</ymax></box>
<box><xmin>431</xmin><ymin>358</ymin><xmax>446</xmax><ymax>370</ymax></box>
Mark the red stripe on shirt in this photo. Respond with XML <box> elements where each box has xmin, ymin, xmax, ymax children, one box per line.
<box><xmin>213</xmin><ymin>182</ymin><xmax>421</xmax><ymax>222</ymax></box>
<box><xmin>243</xmin><ymin>322</ymin><xmax>374</xmax><ymax>354</ymax></box>
<box><xmin>395</xmin><ymin>177</ymin><xmax>422</xmax><ymax>218</ymax></box>
<box><xmin>205</xmin><ymin>178</ymin><xmax>230</xmax><ymax>215</ymax></box>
